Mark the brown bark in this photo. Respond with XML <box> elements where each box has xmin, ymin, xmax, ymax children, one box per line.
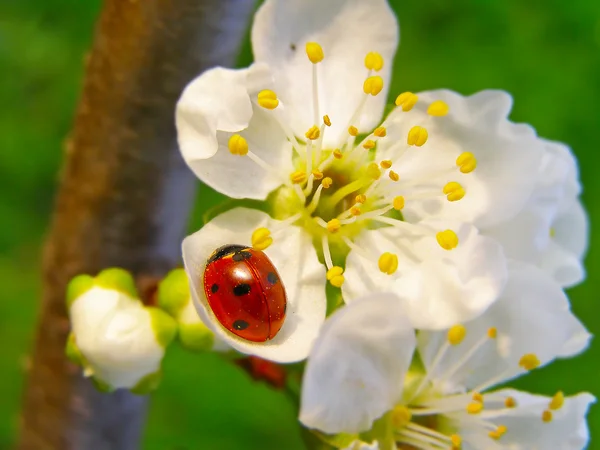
<box><xmin>18</xmin><ymin>1</ymin><xmax>255</xmax><ymax>449</ymax></box>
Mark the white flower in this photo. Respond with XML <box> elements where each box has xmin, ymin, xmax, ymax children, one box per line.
<box><xmin>485</xmin><ymin>139</ymin><xmax>588</xmax><ymax>288</ymax></box>
<box><xmin>65</xmin><ymin>268</ymin><xmax>177</xmax><ymax>393</ymax></box>
<box><xmin>300</xmin><ymin>263</ymin><xmax>593</xmax><ymax>449</ymax></box>
<box><xmin>176</xmin><ymin>0</ymin><xmax>543</xmax><ymax>329</ymax></box>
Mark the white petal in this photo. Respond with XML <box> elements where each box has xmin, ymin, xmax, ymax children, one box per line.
<box><xmin>418</xmin><ymin>262</ymin><xmax>591</xmax><ymax>392</ymax></box>
<box><xmin>182</xmin><ymin>208</ymin><xmax>326</xmax><ymax>363</ymax></box>
<box><xmin>300</xmin><ymin>294</ymin><xmax>415</xmax><ymax>434</ymax></box>
<box><xmin>540</xmin><ymin>240</ymin><xmax>586</xmax><ymax>290</ymax></box>
<box><xmin>379</xmin><ymin>90</ymin><xmax>544</xmax><ymax>228</ymax></box>
<box><xmin>343</xmin><ymin>440</ymin><xmax>379</xmax><ymax>450</ymax></box>
<box><xmin>474</xmin><ymin>388</ymin><xmax>595</xmax><ymax>450</ymax></box>
<box><xmin>343</xmin><ymin>222</ymin><xmax>507</xmax><ymax>329</ymax></box>
<box><xmin>252</xmin><ymin>0</ymin><xmax>398</xmax><ymax>146</ymax></box>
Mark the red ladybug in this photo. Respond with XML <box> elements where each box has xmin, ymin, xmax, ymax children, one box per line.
<box><xmin>203</xmin><ymin>244</ymin><xmax>287</xmax><ymax>342</ymax></box>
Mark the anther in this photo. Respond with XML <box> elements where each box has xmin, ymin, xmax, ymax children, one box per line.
<box><xmin>312</xmin><ymin>169</ymin><xmax>324</xmax><ymax>180</ymax></box>
<box><xmin>391</xmin><ymin>405</ymin><xmax>412</xmax><ymax>429</ymax></box>
<box><xmin>487</xmin><ymin>327</ymin><xmax>497</xmax><ymax>339</ymax></box>
<box><xmin>519</xmin><ymin>353</ymin><xmax>541</xmax><ymax>371</ymax></box>
<box><xmin>504</xmin><ymin>396</ymin><xmax>517</xmax><ymax>408</ymax></box>
<box><xmin>456</xmin><ymin>152</ymin><xmax>477</xmax><ymax>173</ymax></box>
<box><xmin>251</xmin><ymin>228</ymin><xmax>273</xmax><ymax>250</ymax></box>
<box><xmin>447</xmin><ymin>325</ymin><xmax>466</xmax><ymax>345</ymax></box>
<box><xmin>472</xmin><ymin>392</ymin><xmax>484</xmax><ymax>403</ymax></box>
<box><xmin>549</xmin><ymin>391</ymin><xmax>564</xmax><ymax>410</ymax></box>
<box><xmin>380</xmin><ymin>160</ymin><xmax>392</xmax><ymax>169</ymax></box>
<box><xmin>327</xmin><ymin>219</ymin><xmax>341</xmax><ymax>233</ymax></box>
<box><xmin>378</xmin><ymin>252</ymin><xmax>398</xmax><ymax>275</ymax></box>
<box><xmin>407</xmin><ymin>126</ymin><xmax>428</xmax><ymax>146</ymax></box>
<box><xmin>443</xmin><ymin>181</ymin><xmax>466</xmax><ymax>202</ymax></box>
<box><xmin>393</xmin><ymin>196</ymin><xmax>405</xmax><ymax>210</ymax></box>
<box><xmin>488</xmin><ymin>425</ymin><xmax>507</xmax><ymax>440</ymax></box>
<box><xmin>228</xmin><ymin>134</ymin><xmax>249</xmax><ymax>156</ymax></box>
<box><xmin>395</xmin><ymin>92</ymin><xmax>418</xmax><ymax>111</ymax></box>
<box><xmin>333</xmin><ymin>149</ymin><xmax>343</xmax><ymax>159</ymax></box>
<box><xmin>326</xmin><ymin>266</ymin><xmax>345</xmax><ymax>287</ymax></box>
<box><xmin>306</xmin><ymin>42</ymin><xmax>324</xmax><ymax>64</ymax></box>
<box><xmin>257</xmin><ymin>90</ymin><xmax>279</xmax><ymax>110</ymax></box>
<box><xmin>450</xmin><ymin>435</ymin><xmax>462</xmax><ymax>448</ymax></box>
<box><xmin>355</xmin><ymin>194</ymin><xmax>367</xmax><ymax>204</ymax></box>
<box><xmin>362</xmin><ymin>139</ymin><xmax>376</xmax><ymax>150</ymax></box>
<box><xmin>389</xmin><ymin>170</ymin><xmax>399</xmax><ymax>182</ymax></box>
<box><xmin>322</xmin><ymin>177</ymin><xmax>333</xmax><ymax>188</ymax></box>
<box><xmin>427</xmin><ymin>100</ymin><xmax>449</xmax><ymax>117</ymax></box>
<box><xmin>323</xmin><ymin>115</ymin><xmax>331</xmax><ymax>126</ymax></box>
<box><xmin>290</xmin><ymin>170</ymin><xmax>307</xmax><ymax>184</ymax></box>
<box><xmin>350</xmin><ymin>206</ymin><xmax>361</xmax><ymax>216</ymax></box>
<box><xmin>363</xmin><ymin>76</ymin><xmax>384</xmax><ymax>96</ymax></box>
<box><xmin>436</xmin><ymin>230</ymin><xmax>459</xmax><ymax>250</ymax></box>
<box><xmin>348</xmin><ymin>126</ymin><xmax>359</xmax><ymax>137</ymax></box>
<box><xmin>364</xmin><ymin>52</ymin><xmax>384</xmax><ymax>71</ymax></box>
<box><xmin>466</xmin><ymin>402</ymin><xmax>483</xmax><ymax>414</ymax></box>
<box><xmin>374</xmin><ymin>126</ymin><xmax>387</xmax><ymax>137</ymax></box>
<box><xmin>366</xmin><ymin>162</ymin><xmax>381</xmax><ymax>180</ymax></box>
<box><xmin>542</xmin><ymin>410</ymin><xmax>553</xmax><ymax>423</ymax></box>
<box><xmin>305</xmin><ymin>125</ymin><xmax>321</xmax><ymax>140</ymax></box>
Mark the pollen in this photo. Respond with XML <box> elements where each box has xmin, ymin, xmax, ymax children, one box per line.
<box><xmin>355</xmin><ymin>194</ymin><xmax>367</xmax><ymax>204</ymax></box>
<box><xmin>364</xmin><ymin>52</ymin><xmax>384</xmax><ymax>71</ymax></box>
<box><xmin>456</xmin><ymin>152</ymin><xmax>477</xmax><ymax>173</ymax></box>
<box><xmin>395</xmin><ymin>92</ymin><xmax>418</xmax><ymax>112</ymax></box>
<box><xmin>391</xmin><ymin>405</ymin><xmax>412</xmax><ymax>429</ymax></box>
<box><xmin>228</xmin><ymin>134</ymin><xmax>249</xmax><ymax>155</ymax></box>
<box><xmin>322</xmin><ymin>177</ymin><xmax>333</xmax><ymax>188</ymax></box>
<box><xmin>290</xmin><ymin>170</ymin><xmax>307</xmax><ymax>184</ymax></box>
<box><xmin>251</xmin><ymin>227</ymin><xmax>273</xmax><ymax>251</ymax></box>
<box><xmin>447</xmin><ymin>324</ymin><xmax>466</xmax><ymax>345</ymax></box>
<box><xmin>366</xmin><ymin>162</ymin><xmax>382</xmax><ymax>180</ymax></box>
<box><xmin>504</xmin><ymin>396</ymin><xmax>517</xmax><ymax>408</ymax></box>
<box><xmin>257</xmin><ymin>89</ymin><xmax>279</xmax><ymax>110</ymax></box>
<box><xmin>519</xmin><ymin>353</ymin><xmax>541</xmax><ymax>371</ymax></box>
<box><xmin>363</xmin><ymin>139</ymin><xmax>376</xmax><ymax>150</ymax></box>
<box><xmin>323</xmin><ymin>115</ymin><xmax>331</xmax><ymax>126</ymax></box>
<box><xmin>306</xmin><ymin>42</ymin><xmax>324</xmax><ymax>63</ymax></box>
<box><xmin>305</xmin><ymin>125</ymin><xmax>321</xmax><ymax>140</ymax></box>
<box><xmin>407</xmin><ymin>126</ymin><xmax>428</xmax><ymax>147</ymax></box>
<box><xmin>466</xmin><ymin>402</ymin><xmax>483</xmax><ymax>414</ymax></box>
<box><xmin>549</xmin><ymin>391</ymin><xmax>565</xmax><ymax>410</ymax></box>
<box><xmin>333</xmin><ymin>149</ymin><xmax>343</xmax><ymax>159</ymax></box>
<box><xmin>326</xmin><ymin>266</ymin><xmax>345</xmax><ymax>288</ymax></box>
<box><xmin>427</xmin><ymin>100</ymin><xmax>449</xmax><ymax>117</ymax></box>
<box><xmin>450</xmin><ymin>434</ymin><xmax>462</xmax><ymax>448</ymax></box>
<box><xmin>327</xmin><ymin>218</ymin><xmax>342</xmax><ymax>233</ymax></box>
<box><xmin>380</xmin><ymin>160</ymin><xmax>392</xmax><ymax>169</ymax></box>
<box><xmin>393</xmin><ymin>196</ymin><xmax>405</xmax><ymax>210</ymax></box>
<box><xmin>312</xmin><ymin>169</ymin><xmax>324</xmax><ymax>180</ymax></box>
<box><xmin>363</xmin><ymin>76</ymin><xmax>384</xmax><ymax>96</ymax></box>
<box><xmin>350</xmin><ymin>206</ymin><xmax>362</xmax><ymax>216</ymax></box>
<box><xmin>487</xmin><ymin>327</ymin><xmax>498</xmax><ymax>339</ymax></box>
<box><xmin>374</xmin><ymin>126</ymin><xmax>387</xmax><ymax>137</ymax></box>
<box><xmin>443</xmin><ymin>181</ymin><xmax>466</xmax><ymax>202</ymax></box>
<box><xmin>378</xmin><ymin>252</ymin><xmax>399</xmax><ymax>275</ymax></box>
<box><xmin>542</xmin><ymin>410</ymin><xmax>553</xmax><ymax>423</ymax></box>
<box><xmin>389</xmin><ymin>170</ymin><xmax>400</xmax><ymax>182</ymax></box>
<box><xmin>436</xmin><ymin>230</ymin><xmax>459</xmax><ymax>250</ymax></box>
<box><xmin>348</xmin><ymin>125</ymin><xmax>359</xmax><ymax>137</ymax></box>
<box><xmin>472</xmin><ymin>392</ymin><xmax>484</xmax><ymax>403</ymax></box>
<box><xmin>488</xmin><ymin>425</ymin><xmax>507</xmax><ymax>440</ymax></box>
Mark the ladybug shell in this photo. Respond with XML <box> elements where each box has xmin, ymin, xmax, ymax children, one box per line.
<box><xmin>203</xmin><ymin>245</ymin><xmax>287</xmax><ymax>342</ymax></box>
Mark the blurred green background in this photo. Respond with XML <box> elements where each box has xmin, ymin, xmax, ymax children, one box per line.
<box><xmin>1</xmin><ymin>0</ymin><xmax>599</xmax><ymax>448</ymax></box>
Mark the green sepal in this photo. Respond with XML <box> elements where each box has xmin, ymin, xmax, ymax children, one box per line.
<box><xmin>65</xmin><ymin>332</ymin><xmax>86</xmax><ymax>366</ymax></box>
<box><xmin>95</xmin><ymin>267</ymin><xmax>138</xmax><ymax>298</ymax></box>
<box><xmin>300</xmin><ymin>427</ymin><xmax>336</xmax><ymax>450</ymax></box>
<box><xmin>359</xmin><ymin>411</ymin><xmax>394</xmax><ymax>450</ymax></box>
<box><xmin>91</xmin><ymin>376</ymin><xmax>114</xmax><ymax>393</ymax></box>
<box><xmin>147</xmin><ymin>307</ymin><xmax>178</xmax><ymax>348</ymax></box>
<box><xmin>157</xmin><ymin>268</ymin><xmax>190</xmax><ymax>317</ymax></box>
<box><xmin>325</xmin><ymin>282</ymin><xmax>344</xmax><ymax>316</ymax></box>
<box><xmin>130</xmin><ymin>370</ymin><xmax>163</xmax><ymax>395</ymax></box>
<box><xmin>202</xmin><ymin>197</ymin><xmax>268</xmax><ymax>225</ymax></box>
<box><xmin>311</xmin><ymin>430</ymin><xmax>360</xmax><ymax>449</ymax></box>
<box><xmin>178</xmin><ymin>322</ymin><xmax>215</xmax><ymax>352</ymax></box>
<box><xmin>65</xmin><ymin>274</ymin><xmax>94</xmax><ymax>310</ymax></box>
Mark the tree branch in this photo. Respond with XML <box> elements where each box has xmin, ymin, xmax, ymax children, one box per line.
<box><xmin>17</xmin><ymin>1</ymin><xmax>255</xmax><ymax>449</ymax></box>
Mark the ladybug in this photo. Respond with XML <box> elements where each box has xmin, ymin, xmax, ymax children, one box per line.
<box><xmin>203</xmin><ymin>244</ymin><xmax>287</xmax><ymax>342</ymax></box>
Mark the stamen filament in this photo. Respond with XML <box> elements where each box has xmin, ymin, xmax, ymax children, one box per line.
<box><xmin>321</xmin><ymin>235</ymin><xmax>334</xmax><ymax>269</ymax></box>
<box><xmin>312</xmin><ymin>64</ymin><xmax>320</xmax><ymax>124</ymax></box>
<box><xmin>306</xmin><ymin>183</ymin><xmax>325</xmax><ymax>214</ymax></box>
<box><xmin>246</xmin><ymin>150</ymin><xmax>288</xmax><ymax>184</ymax></box>
<box><xmin>397</xmin><ymin>429</ymin><xmax>448</xmax><ymax>448</ymax></box>
<box><xmin>405</xmin><ymin>423</ymin><xmax>453</xmax><ymax>443</ymax></box>
<box><xmin>327</xmin><ymin>178</ymin><xmax>369</xmax><ymax>207</ymax></box>
<box><xmin>436</xmin><ymin>334</ymin><xmax>490</xmax><ymax>384</ymax></box>
<box><xmin>409</xmin><ymin>342</ymin><xmax>450</xmax><ymax>403</ymax></box>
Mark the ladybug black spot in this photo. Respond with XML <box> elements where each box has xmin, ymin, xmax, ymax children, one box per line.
<box><xmin>233</xmin><ymin>320</ymin><xmax>249</xmax><ymax>330</ymax></box>
<box><xmin>211</xmin><ymin>283</ymin><xmax>219</xmax><ymax>293</ymax></box>
<box><xmin>232</xmin><ymin>251</ymin><xmax>252</xmax><ymax>262</ymax></box>
<box><xmin>233</xmin><ymin>283</ymin><xmax>251</xmax><ymax>296</ymax></box>
<box><xmin>267</xmin><ymin>272</ymin><xmax>279</xmax><ymax>285</ymax></box>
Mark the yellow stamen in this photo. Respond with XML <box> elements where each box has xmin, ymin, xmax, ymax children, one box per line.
<box><xmin>447</xmin><ymin>324</ymin><xmax>466</xmax><ymax>345</ymax></box>
<box><xmin>389</xmin><ymin>170</ymin><xmax>399</xmax><ymax>182</ymax></box>
<box><xmin>322</xmin><ymin>177</ymin><xmax>333</xmax><ymax>188</ymax></box>
<box><xmin>326</xmin><ymin>266</ymin><xmax>344</xmax><ymax>288</ymax></box>
<box><xmin>395</xmin><ymin>92</ymin><xmax>418</xmax><ymax>111</ymax></box>
<box><xmin>374</xmin><ymin>126</ymin><xmax>387</xmax><ymax>137</ymax></box>
<box><xmin>378</xmin><ymin>252</ymin><xmax>398</xmax><ymax>275</ymax></box>
<box><xmin>306</xmin><ymin>42</ymin><xmax>324</xmax><ymax>64</ymax></box>
<box><xmin>327</xmin><ymin>219</ymin><xmax>341</xmax><ymax>233</ymax></box>
<box><xmin>323</xmin><ymin>115</ymin><xmax>331</xmax><ymax>126</ymax></box>
<box><xmin>364</xmin><ymin>52</ymin><xmax>384</xmax><ymax>71</ymax></box>
<box><xmin>363</xmin><ymin>76</ymin><xmax>384</xmax><ymax>96</ymax></box>
<box><xmin>488</xmin><ymin>425</ymin><xmax>507</xmax><ymax>440</ymax></box>
<box><xmin>472</xmin><ymin>392</ymin><xmax>484</xmax><ymax>403</ymax></box>
<box><xmin>290</xmin><ymin>170</ymin><xmax>307</xmax><ymax>184</ymax></box>
<box><xmin>436</xmin><ymin>230</ymin><xmax>459</xmax><ymax>250</ymax></box>
<box><xmin>350</xmin><ymin>206</ymin><xmax>362</xmax><ymax>216</ymax></box>
<box><xmin>305</xmin><ymin>125</ymin><xmax>321</xmax><ymax>140</ymax></box>
<box><xmin>519</xmin><ymin>353</ymin><xmax>541</xmax><ymax>371</ymax></box>
<box><xmin>504</xmin><ymin>396</ymin><xmax>517</xmax><ymax>408</ymax></box>
<box><xmin>312</xmin><ymin>169</ymin><xmax>324</xmax><ymax>180</ymax></box>
<box><xmin>228</xmin><ymin>134</ymin><xmax>248</xmax><ymax>156</ymax></box>
<box><xmin>366</xmin><ymin>162</ymin><xmax>381</xmax><ymax>180</ymax></box>
<box><xmin>380</xmin><ymin>160</ymin><xmax>392</xmax><ymax>169</ymax></box>
<box><xmin>466</xmin><ymin>402</ymin><xmax>483</xmax><ymax>414</ymax></box>
<box><xmin>251</xmin><ymin>228</ymin><xmax>273</xmax><ymax>250</ymax></box>
<box><xmin>391</xmin><ymin>405</ymin><xmax>412</xmax><ymax>429</ymax></box>
<box><xmin>427</xmin><ymin>100</ymin><xmax>449</xmax><ymax>117</ymax></box>
<box><xmin>550</xmin><ymin>227</ymin><xmax>556</xmax><ymax>237</ymax></box>
<box><xmin>407</xmin><ymin>126</ymin><xmax>428</xmax><ymax>146</ymax></box>
<box><xmin>393</xmin><ymin>196</ymin><xmax>405</xmax><ymax>211</ymax></box>
<box><xmin>443</xmin><ymin>181</ymin><xmax>466</xmax><ymax>202</ymax></box>
<box><xmin>450</xmin><ymin>434</ymin><xmax>462</xmax><ymax>448</ymax></box>
<box><xmin>355</xmin><ymin>194</ymin><xmax>367</xmax><ymax>204</ymax></box>
<box><xmin>257</xmin><ymin>89</ymin><xmax>279</xmax><ymax>110</ymax></box>
<box><xmin>348</xmin><ymin>125</ymin><xmax>359</xmax><ymax>137</ymax></box>
<box><xmin>487</xmin><ymin>327</ymin><xmax>498</xmax><ymax>339</ymax></box>
<box><xmin>549</xmin><ymin>391</ymin><xmax>565</xmax><ymax>410</ymax></box>
<box><xmin>542</xmin><ymin>410</ymin><xmax>553</xmax><ymax>423</ymax></box>
<box><xmin>333</xmin><ymin>149</ymin><xmax>343</xmax><ymax>159</ymax></box>
<box><xmin>362</xmin><ymin>139</ymin><xmax>376</xmax><ymax>150</ymax></box>
<box><xmin>456</xmin><ymin>151</ymin><xmax>477</xmax><ymax>173</ymax></box>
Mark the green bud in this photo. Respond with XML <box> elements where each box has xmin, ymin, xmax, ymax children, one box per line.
<box><xmin>130</xmin><ymin>370</ymin><xmax>163</xmax><ymax>395</ymax></box>
<box><xmin>65</xmin><ymin>332</ymin><xmax>87</xmax><ymax>366</ymax></box>
<box><xmin>178</xmin><ymin>322</ymin><xmax>215</xmax><ymax>352</ymax></box>
<box><xmin>157</xmin><ymin>268</ymin><xmax>190</xmax><ymax>317</ymax></box>
<box><xmin>148</xmin><ymin>307</ymin><xmax>178</xmax><ymax>348</ymax></box>
<box><xmin>95</xmin><ymin>268</ymin><xmax>138</xmax><ymax>298</ymax></box>
<box><xmin>66</xmin><ymin>274</ymin><xmax>94</xmax><ymax>310</ymax></box>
